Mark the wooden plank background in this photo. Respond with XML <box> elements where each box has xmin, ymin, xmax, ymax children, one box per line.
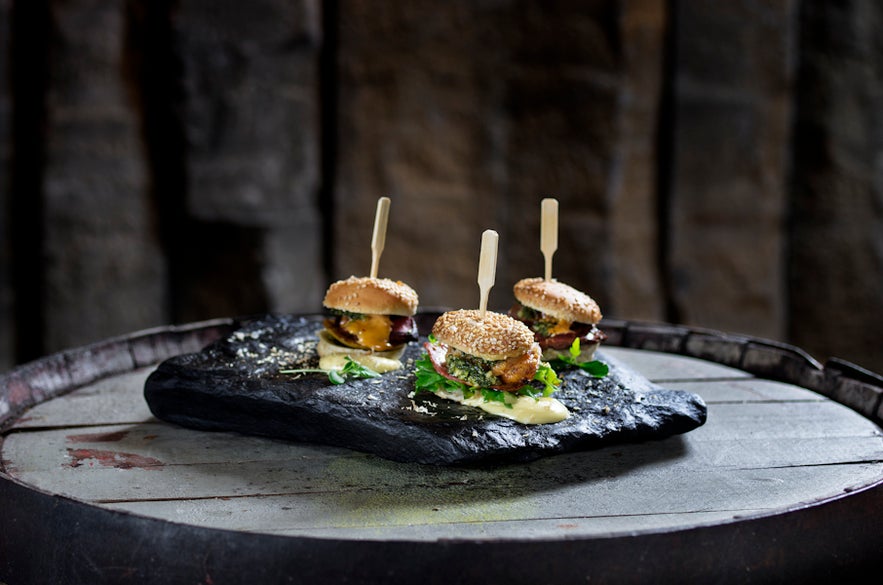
<box><xmin>1</xmin><ymin>0</ymin><xmax>881</xmax><ymax>376</ymax></box>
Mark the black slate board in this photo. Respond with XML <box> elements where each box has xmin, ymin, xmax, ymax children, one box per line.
<box><xmin>144</xmin><ymin>313</ymin><xmax>707</xmax><ymax>465</ymax></box>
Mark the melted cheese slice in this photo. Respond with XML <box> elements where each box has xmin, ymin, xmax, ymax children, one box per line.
<box><xmin>340</xmin><ymin>314</ymin><xmax>394</xmax><ymax>351</ymax></box>
<box><xmin>434</xmin><ymin>389</ymin><xmax>570</xmax><ymax>424</ymax></box>
<box><xmin>547</xmin><ymin>318</ymin><xmax>574</xmax><ymax>336</ymax></box>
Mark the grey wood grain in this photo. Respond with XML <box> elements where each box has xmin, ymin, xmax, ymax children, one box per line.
<box><xmin>3</xmin><ymin>346</ymin><xmax>881</xmax><ymax>543</ymax></box>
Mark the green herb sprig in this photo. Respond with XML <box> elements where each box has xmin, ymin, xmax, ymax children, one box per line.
<box><xmin>329</xmin><ymin>308</ymin><xmax>366</xmax><ymax>320</ymax></box>
<box><xmin>549</xmin><ymin>338</ymin><xmax>609</xmax><ymax>377</ymax></box>
<box><xmin>281</xmin><ymin>356</ymin><xmax>381</xmax><ymax>385</ymax></box>
<box><xmin>532</xmin><ymin>362</ymin><xmax>562</xmax><ymax>396</ymax></box>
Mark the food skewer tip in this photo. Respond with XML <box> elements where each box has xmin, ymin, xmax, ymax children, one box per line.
<box><xmin>369</xmin><ymin>196</ymin><xmax>391</xmax><ymax>278</ymax></box>
<box><xmin>541</xmin><ymin>198</ymin><xmax>558</xmax><ymax>282</ymax></box>
<box><xmin>477</xmin><ymin>229</ymin><xmax>499</xmax><ymax>318</ymax></box>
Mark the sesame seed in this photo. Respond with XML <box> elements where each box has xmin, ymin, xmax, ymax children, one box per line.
<box><xmin>431</xmin><ymin>309</ymin><xmax>535</xmax><ymax>359</ymax></box>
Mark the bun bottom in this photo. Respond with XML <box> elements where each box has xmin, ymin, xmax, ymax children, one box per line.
<box><xmin>316</xmin><ymin>330</ymin><xmax>405</xmax><ymax>373</ymax></box>
<box><xmin>541</xmin><ymin>340</ymin><xmax>600</xmax><ymax>363</ymax></box>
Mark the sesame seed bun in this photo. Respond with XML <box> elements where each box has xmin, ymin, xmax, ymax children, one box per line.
<box><xmin>323</xmin><ymin>276</ymin><xmax>418</xmax><ymax>316</ymax></box>
<box><xmin>431</xmin><ymin>309</ymin><xmax>537</xmax><ymax>361</ymax></box>
<box><xmin>513</xmin><ymin>277</ymin><xmax>602</xmax><ymax>324</ymax></box>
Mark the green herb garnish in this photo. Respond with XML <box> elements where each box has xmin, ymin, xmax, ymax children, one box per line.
<box><xmin>532</xmin><ymin>361</ymin><xmax>562</xmax><ymax>396</ymax></box>
<box><xmin>329</xmin><ymin>308</ymin><xmax>366</xmax><ymax>320</ymax></box>
<box><xmin>549</xmin><ymin>338</ymin><xmax>609</xmax><ymax>377</ymax></box>
<box><xmin>281</xmin><ymin>356</ymin><xmax>381</xmax><ymax>385</ymax></box>
<box><xmin>481</xmin><ymin>389</ymin><xmax>509</xmax><ymax>405</ymax></box>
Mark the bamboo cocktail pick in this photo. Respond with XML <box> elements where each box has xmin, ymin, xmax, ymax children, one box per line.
<box><xmin>477</xmin><ymin>229</ymin><xmax>499</xmax><ymax>318</ymax></box>
<box><xmin>541</xmin><ymin>197</ymin><xmax>558</xmax><ymax>282</ymax></box>
<box><xmin>369</xmin><ymin>196</ymin><xmax>391</xmax><ymax>278</ymax></box>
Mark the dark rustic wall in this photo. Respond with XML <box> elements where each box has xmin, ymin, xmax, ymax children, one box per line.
<box><xmin>788</xmin><ymin>0</ymin><xmax>883</xmax><ymax>373</ymax></box>
<box><xmin>1</xmin><ymin>0</ymin><xmax>881</xmax><ymax>373</ymax></box>
<box><xmin>0</xmin><ymin>0</ymin><xmax>12</xmax><ymax>372</ymax></box>
<box><xmin>666</xmin><ymin>0</ymin><xmax>795</xmax><ymax>341</ymax></box>
<box><xmin>42</xmin><ymin>0</ymin><xmax>167</xmax><ymax>354</ymax></box>
<box><xmin>334</xmin><ymin>0</ymin><xmax>666</xmax><ymax>323</ymax></box>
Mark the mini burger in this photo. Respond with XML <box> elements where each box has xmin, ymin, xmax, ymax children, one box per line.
<box><xmin>415</xmin><ymin>309</ymin><xmax>568</xmax><ymax>424</ymax></box>
<box><xmin>318</xmin><ymin>276</ymin><xmax>419</xmax><ymax>373</ymax></box>
<box><xmin>509</xmin><ymin>277</ymin><xmax>607</xmax><ymax>362</ymax></box>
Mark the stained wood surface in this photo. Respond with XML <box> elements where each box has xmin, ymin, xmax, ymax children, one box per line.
<box><xmin>3</xmin><ymin>347</ymin><xmax>882</xmax><ymax>542</ymax></box>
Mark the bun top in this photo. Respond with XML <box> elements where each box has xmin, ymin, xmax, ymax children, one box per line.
<box><xmin>323</xmin><ymin>276</ymin><xmax>419</xmax><ymax>316</ymax></box>
<box><xmin>513</xmin><ymin>277</ymin><xmax>602</xmax><ymax>324</ymax></box>
<box><xmin>432</xmin><ymin>309</ymin><xmax>537</xmax><ymax>360</ymax></box>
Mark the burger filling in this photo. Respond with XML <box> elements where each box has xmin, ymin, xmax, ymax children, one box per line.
<box><xmin>422</xmin><ymin>338</ymin><xmax>553</xmax><ymax>394</ymax></box>
<box><xmin>510</xmin><ymin>303</ymin><xmax>606</xmax><ymax>350</ymax></box>
<box><xmin>324</xmin><ymin>310</ymin><xmax>417</xmax><ymax>352</ymax></box>
<box><xmin>445</xmin><ymin>351</ymin><xmax>500</xmax><ymax>388</ymax></box>
<box><xmin>445</xmin><ymin>347</ymin><xmax>542</xmax><ymax>390</ymax></box>
<box><xmin>415</xmin><ymin>337</ymin><xmax>567</xmax><ymax>424</ymax></box>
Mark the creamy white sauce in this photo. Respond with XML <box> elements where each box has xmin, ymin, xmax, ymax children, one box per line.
<box><xmin>315</xmin><ymin>330</ymin><xmax>403</xmax><ymax>372</ymax></box>
<box><xmin>318</xmin><ymin>353</ymin><xmax>402</xmax><ymax>374</ymax></box>
<box><xmin>435</xmin><ymin>389</ymin><xmax>570</xmax><ymax>424</ymax></box>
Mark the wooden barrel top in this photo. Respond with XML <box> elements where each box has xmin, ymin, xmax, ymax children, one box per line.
<box><xmin>1</xmin><ymin>315</ymin><xmax>882</xmax><ymax>584</ymax></box>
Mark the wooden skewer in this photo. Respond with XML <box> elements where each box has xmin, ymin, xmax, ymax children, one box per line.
<box><xmin>541</xmin><ymin>197</ymin><xmax>558</xmax><ymax>282</ymax></box>
<box><xmin>477</xmin><ymin>229</ymin><xmax>499</xmax><ymax>318</ymax></box>
<box><xmin>369</xmin><ymin>197</ymin><xmax>391</xmax><ymax>279</ymax></box>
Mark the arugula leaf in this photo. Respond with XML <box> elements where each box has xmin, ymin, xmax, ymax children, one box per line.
<box><xmin>549</xmin><ymin>338</ymin><xmax>609</xmax><ymax>377</ymax></box>
<box><xmin>480</xmin><ymin>389</ymin><xmax>509</xmax><ymax>405</ymax></box>
<box><xmin>517</xmin><ymin>386</ymin><xmax>542</xmax><ymax>399</ymax></box>
<box><xmin>532</xmin><ymin>362</ymin><xmax>562</xmax><ymax>396</ymax></box>
<box><xmin>577</xmin><ymin>359</ymin><xmax>609</xmax><ymax>377</ymax></box>
<box><xmin>280</xmin><ymin>356</ymin><xmax>380</xmax><ymax>385</ymax></box>
<box><xmin>339</xmin><ymin>356</ymin><xmax>381</xmax><ymax>381</ymax></box>
<box><xmin>414</xmin><ymin>352</ymin><xmax>467</xmax><ymax>395</ymax></box>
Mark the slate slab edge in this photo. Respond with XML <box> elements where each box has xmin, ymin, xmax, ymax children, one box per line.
<box><xmin>143</xmin><ymin>313</ymin><xmax>708</xmax><ymax>465</ymax></box>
